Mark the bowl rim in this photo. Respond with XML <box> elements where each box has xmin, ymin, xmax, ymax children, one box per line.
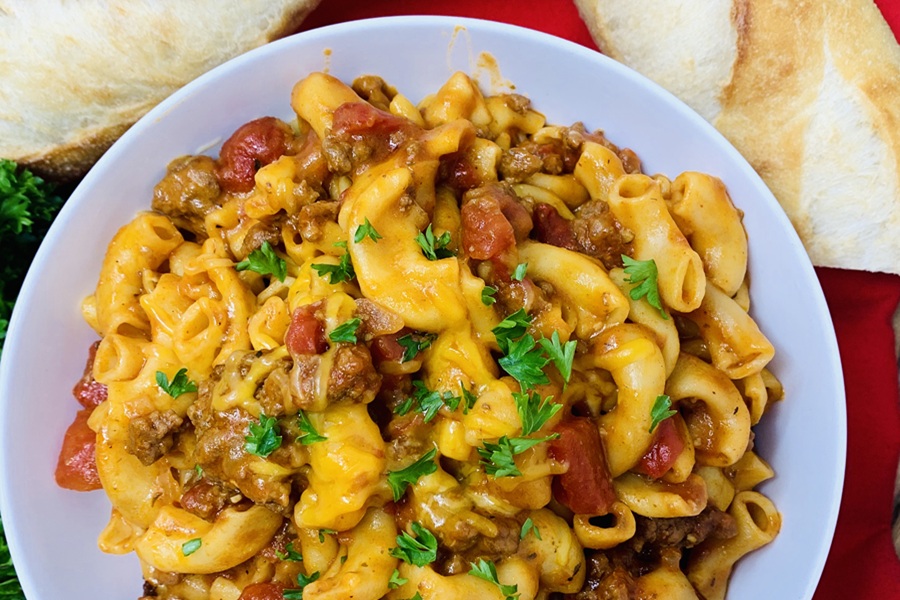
<box><xmin>0</xmin><ymin>14</ymin><xmax>846</xmax><ymax>600</ymax></box>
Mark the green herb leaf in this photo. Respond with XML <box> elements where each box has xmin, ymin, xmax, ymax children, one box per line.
<box><xmin>468</xmin><ymin>559</ymin><xmax>519</xmax><ymax>600</ymax></box>
<box><xmin>460</xmin><ymin>383</ymin><xmax>478</xmax><ymax>415</ymax></box>
<box><xmin>398</xmin><ymin>380</ymin><xmax>460</xmax><ymax>422</ymax></box>
<box><xmin>415</xmin><ymin>224</ymin><xmax>454</xmax><ymax>261</ymax></box>
<box><xmin>537</xmin><ymin>331</ymin><xmax>577</xmax><ymax>384</ymax></box>
<box><xmin>397</xmin><ymin>332</ymin><xmax>438</xmax><ymax>363</ymax></box>
<box><xmin>311</xmin><ymin>252</ymin><xmax>356</xmax><ymax>284</ymax></box>
<box><xmin>283</xmin><ymin>571</ymin><xmax>320</xmax><ymax>599</ymax></box>
<box><xmin>477</xmin><ymin>434</ymin><xmax>558</xmax><ymax>478</ymax></box>
<box><xmin>235</xmin><ymin>241</ymin><xmax>287</xmax><ymax>282</ymax></box>
<box><xmin>318</xmin><ymin>529</ymin><xmax>337</xmax><ymax>543</ymax></box>
<box><xmin>621</xmin><ymin>255</ymin><xmax>668</xmax><ymax>319</ymax></box>
<box><xmin>387</xmin><ymin>448</ymin><xmax>438</xmax><ymax>501</ymax></box>
<box><xmin>353</xmin><ymin>218</ymin><xmax>383</xmax><ymax>243</ymax></box>
<box><xmin>276</xmin><ymin>542</ymin><xmax>304</xmax><ymax>562</ymax></box>
<box><xmin>390</xmin><ymin>522</ymin><xmax>438</xmax><ymax>567</ymax></box>
<box><xmin>155</xmin><ymin>368</ymin><xmax>197</xmax><ymax>398</ymax></box>
<box><xmin>498</xmin><ymin>334</ymin><xmax>550</xmax><ymax>389</ymax></box>
<box><xmin>408</xmin><ymin>594</ymin><xmax>423</xmax><ymax>600</ymax></box>
<box><xmin>329</xmin><ymin>317</ymin><xmax>361</xmax><ymax>344</ymax></box>
<box><xmin>514</xmin><ymin>390</ymin><xmax>561</xmax><ymax>436</ymax></box>
<box><xmin>649</xmin><ymin>394</ymin><xmax>677</xmax><ymax>433</ymax></box>
<box><xmin>481</xmin><ymin>285</ymin><xmax>498</xmax><ymax>306</ymax></box>
<box><xmin>491</xmin><ymin>308</ymin><xmax>532</xmax><ymax>353</ymax></box>
<box><xmin>388</xmin><ymin>568</ymin><xmax>408</xmax><ymax>589</ymax></box>
<box><xmin>181</xmin><ymin>538</ymin><xmax>202</xmax><ymax>556</ymax></box>
<box><xmin>297</xmin><ymin>410</ymin><xmax>327</xmax><ymax>445</ymax></box>
<box><xmin>520</xmin><ymin>517</ymin><xmax>541</xmax><ymax>540</ymax></box>
<box><xmin>512</xmin><ymin>262</ymin><xmax>528</xmax><ymax>281</ymax></box>
<box><xmin>245</xmin><ymin>413</ymin><xmax>282</xmax><ymax>457</ymax></box>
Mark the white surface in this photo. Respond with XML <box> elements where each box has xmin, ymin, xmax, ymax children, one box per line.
<box><xmin>0</xmin><ymin>16</ymin><xmax>845</xmax><ymax>600</ymax></box>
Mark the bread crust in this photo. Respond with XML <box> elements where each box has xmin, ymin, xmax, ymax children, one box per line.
<box><xmin>576</xmin><ymin>0</ymin><xmax>900</xmax><ymax>274</ymax></box>
<box><xmin>0</xmin><ymin>0</ymin><xmax>322</xmax><ymax>181</ymax></box>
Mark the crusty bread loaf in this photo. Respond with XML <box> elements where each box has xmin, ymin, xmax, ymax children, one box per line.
<box><xmin>575</xmin><ymin>0</ymin><xmax>900</xmax><ymax>275</ymax></box>
<box><xmin>0</xmin><ymin>0</ymin><xmax>322</xmax><ymax>182</ymax></box>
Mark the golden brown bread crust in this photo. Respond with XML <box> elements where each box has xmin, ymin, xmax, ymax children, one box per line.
<box><xmin>0</xmin><ymin>0</ymin><xmax>322</xmax><ymax>182</ymax></box>
<box><xmin>576</xmin><ymin>0</ymin><xmax>900</xmax><ymax>274</ymax></box>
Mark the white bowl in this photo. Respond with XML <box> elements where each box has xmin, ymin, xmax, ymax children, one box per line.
<box><xmin>0</xmin><ymin>16</ymin><xmax>844</xmax><ymax>600</ymax></box>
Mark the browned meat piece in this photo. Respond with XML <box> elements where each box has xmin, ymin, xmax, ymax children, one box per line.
<box><xmin>292</xmin><ymin>200</ymin><xmax>340</xmax><ymax>243</ymax></box>
<box><xmin>629</xmin><ymin>508</ymin><xmax>738</xmax><ymax>554</ymax></box>
<box><xmin>498</xmin><ymin>146</ymin><xmax>543</xmax><ymax>182</ymax></box>
<box><xmin>571</xmin><ymin>199</ymin><xmax>634</xmax><ymax>271</ymax></box>
<box><xmin>438</xmin><ymin>515</ymin><xmax>521</xmax><ymax>575</ymax></box>
<box><xmin>240</xmin><ymin>215</ymin><xmax>286</xmax><ymax>257</ymax></box>
<box><xmin>289</xmin><ymin>344</ymin><xmax>381</xmax><ymax>410</ymax></box>
<box><xmin>126</xmin><ymin>409</ymin><xmax>184</xmax><ymax>466</ymax></box>
<box><xmin>152</xmin><ymin>155</ymin><xmax>221</xmax><ymax>238</ymax></box>
<box><xmin>322</xmin><ymin>101</ymin><xmax>420</xmax><ymax>175</ymax></box>
<box><xmin>567</xmin><ymin>553</ymin><xmax>636</xmax><ymax>600</ymax></box>
<box><xmin>180</xmin><ymin>479</ymin><xmax>232</xmax><ymax>521</ymax></box>
<box><xmin>352</xmin><ymin>75</ymin><xmax>396</xmax><ymax>111</ymax></box>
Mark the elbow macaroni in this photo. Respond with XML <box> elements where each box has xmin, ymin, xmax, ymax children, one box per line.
<box><xmin>70</xmin><ymin>70</ymin><xmax>783</xmax><ymax>599</ymax></box>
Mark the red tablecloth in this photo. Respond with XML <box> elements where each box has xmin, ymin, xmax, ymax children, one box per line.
<box><xmin>300</xmin><ymin>1</ymin><xmax>900</xmax><ymax>598</ymax></box>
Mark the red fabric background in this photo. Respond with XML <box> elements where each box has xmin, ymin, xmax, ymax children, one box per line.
<box><xmin>301</xmin><ymin>1</ymin><xmax>900</xmax><ymax>597</ymax></box>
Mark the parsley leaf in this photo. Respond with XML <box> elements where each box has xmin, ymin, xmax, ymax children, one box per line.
<box><xmin>408</xmin><ymin>594</ymin><xmax>423</xmax><ymax>600</ymax></box>
<box><xmin>388</xmin><ymin>569</ymin><xmax>408</xmax><ymax>589</ymax></box>
<box><xmin>156</xmin><ymin>368</ymin><xmax>197</xmax><ymax>398</ymax></box>
<box><xmin>491</xmin><ymin>308</ymin><xmax>532</xmax><ymax>353</ymax></box>
<box><xmin>460</xmin><ymin>383</ymin><xmax>478</xmax><ymax>414</ymax></box>
<box><xmin>397</xmin><ymin>380</ymin><xmax>460</xmax><ymax>422</ymax></box>
<box><xmin>468</xmin><ymin>559</ymin><xmax>519</xmax><ymax>600</ymax></box>
<box><xmin>512</xmin><ymin>262</ymin><xmax>528</xmax><ymax>281</ymax></box>
<box><xmin>514</xmin><ymin>390</ymin><xmax>562</xmax><ymax>436</ymax></box>
<box><xmin>390</xmin><ymin>522</ymin><xmax>438</xmax><ymax>567</ymax></box>
<box><xmin>520</xmin><ymin>518</ymin><xmax>541</xmax><ymax>540</ymax></box>
<box><xmin>181</xmin><ymin>538</ymin><xmax>202</xmax><ymax>556</ymax></box>
<box><xmin>649</xmin><ymin>394</ymin><xmax>677</xmax><ymax>433</ymax></box>
<box><xmin>354</xmin><ymin>218</ymin><xmax>383</xmax><ymax>243</ymax></box>
<box><xmin>318</xmin><ymin>529</ymin><xmax>336</xmax><ymax>543</ymax></box>
<box><xmin>387</xmin><ymin>448</ymin><xmax>438</xmax><ymax>501</ymax></box>
<box><xmin>415</xmin><ymin>224</ymin><xmax>454</xmax><ymax>260</ymax></box>
<box><xmin>329</xmin><ymin>317</ymin><xmax>361</xmax><ymax>344</ymax></box>
<box><xmin>245</xmin><ymin>413</ymin><xmax>282</xmax><ymax>457</ymax></box>
<box><xmin>283</xmin><ymin>571</ymin><xmax>320</xmax><ymax>599</ymax></box>
<box><xmin>276</xmin><ymin>542</ymin><xmax>304</xmax><ymax>562</ymax></box>
<box><xmin>297</xmin><ymin>410</ymin><xmax>327</xmax><ymax>445</ymax></box>
<box><xmin>481</xmin><ymin>285</ymin><xmax>498</xmax><ymax>306</ymax></box>
<box><xmin>311</xmin><ymin>252</ymin><xmax>356</xmax><ymax>284</ymax></box>
<box><xmin>537</xmin><ymin>331</ymin><xmax>577</xmax><ymax>384</ymax></box>
<box><xmin>477</xmin><ymin>435</ymin><xmax>558</xmax><ymax>478</ymax></box>
<box><xmin>235</xmin><ymin>241</ymin><xmax>287</xmax><ymax>282</ymax></box>
<box><xmin>621</xmin><ymin>255</ymin><xmax>668</xmax><ymax>319</ymax></box>
<box><xmin>397</xmin><ymin>332</ymin><xmax>437</xmax><ymax>362</ymax></box>
<box><xmin>497</xmin><ymin>334</ymin><xmax>550</xmax><ymax>389</ymax></box>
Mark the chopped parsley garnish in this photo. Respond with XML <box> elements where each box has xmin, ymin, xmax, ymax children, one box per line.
<box><xmin>311</xmin><ymin>252</ymin><xmax>355</xmax><ymax>284</ymax></box>
<box><xmin>181</xmin><ymin>538</ymin><xmax>202</xmax><ymax>556</ymax></box>
<box><xmin>621</xmin><ymin>255</ymin><xmax>668</xmax><ymax>318</ymax></box>
<box><xmin>460</xmin><ymin>383</ymin><xmax>478</xmax><ymax>414</ymax></box>
<box><xmin>387</xmin><ymin>448</ymin><xmax>438</xmax><ymax>501</ymax></box>
<box><xmin>481</xmin><ymin>285</ymin><xmax>498</xmax><ymax>306</ymax></box>
<box><xmin>390</xmin><ymin>522</ymin><xmax>438</xmax><ymax>567</ymax></box>
<box><xmin>538</xmin><ymin>331</ymin><xmax>576</xmax><ymax>384</ymax></box>
<box><xmin>649</xmin><ymin>394</ymin><xmax>677</xmax><ymax>433</ymax></box>
<box><xmin>235</xmin><ymin>241</ymin><xmax>287</xmax><ymax>282</ymax></box>
<box><xmin>283</xmin><ymin>571</ymin><xmax>320</xmax><ymax>599</ymax></box>
<box><xmin>512</xmin><ymin>262</ymin><xmax>528</xmax><ymax>281</ymax></box>
<box><xmin>395</xmin><ymin>380</ymin><xmax>461</xmax><ymax>422</ymax></box>
<box><xmin>468</xmin><ymin>559</ymin><xmax>519</xmax><ymax>600</ymax></box>
<box><xmin>388</xmin><ymin>569</ymin><xmax>408</xmax><ymax>589</ymax></box>
<box><xmin>408</xmin><ymin>594</ymin><xmax>423</xmax><ymax>600</ymax></box>
<box><xmin>415</xmin><ymin>224</ymin><xmax>454</xmax><ymax>260</ymax></box>
<box><xmin>491</xmin><ymin>308</ymin><xmax>532</xmax><ymax>352</ymax></box>
<box><xmin>397</xmin><ymin>332</ymin><xmax>437</xmax><ymax>362</ymax></box>
<box><xmin>155</xmin><ymin>368</ymin><xmax>197</xmax><ymax>398</ymax></box>
<box><xmin>497</xmin><ymin>334</ymin><xmax>550</xmax><ymax>389</ymax></box>
<box><xmin>275</xmin><ymin>542</ymin><xmax>304</xmax><ymax>562</ymax></box>
<box><xmin>318</xmin><ymin>529</ymin><xmax>337</xmax><ymax>543</ymax></box>
<box><xmin>353</xmin><ymin>218</ymin><xmax>383</xmax><ymax>243</ymax></box>
<box><xmin>245</xmin><ymin>413</ymin><xmax>282</xmax><ymax>457</ymax></box>
<box><xmin>520</xmin><ymin>518</ymin><xmax>541</xmax><ymax>540</ymax></box>
<box><xmin>296</xmin><ymin>410</ymin><xmax>327</xmax><ymax>445</ymax></box>
<box><xmin>477</xmin><ymin>434</ymin><xmax>558</xmax><ymax>478</ymax></box>
<box><xmin>329</xmin><ymin>317</ymin><xmax>361</xmax><ymax>344</ymax></box>
<box><xmin>514</xmin><ymin>390</ymin><xmax>562</xmax><ymax>436</ymax></box>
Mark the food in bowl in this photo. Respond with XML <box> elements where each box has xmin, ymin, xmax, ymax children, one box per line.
<box><xmin>54</xmin><ymin>68</ymin><xmax>783</xmax><ymax>600</ymax></box>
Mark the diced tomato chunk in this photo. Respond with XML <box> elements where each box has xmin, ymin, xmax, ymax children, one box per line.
<box><xmin>331</xmin><ymin>101</ymin><xmax>414</xmax><ymax>144</ymax></box>
<box><xmin>370</xmin><ymin>330</ymin><xmax>408</xmax><ymax>365</ymax></box>
<box><xmin>285</xmin><ymin>304</ymin><xmax>327</xmax><ymax>357</ymax></box>
<box><xmin>217</xmin><ymin>116</ymin><xmax>293</xmax><ymax>193</ymax></box>
<box><xmin>73</xmin><ymin>341</ymin><xmax>107</xmax><ymax>409</ymax></box>
<box><xmin>238</xmin><ymin>582</ymin><xmax>285</xmax><ymax>600</ymax></box>
<box><xmin>533</xmin><ymin>202</ymin><xmax>577</xmax><ymax>250</ymax></box>
<box><xmin>548</xmin><ymin>417</ymin><xmax>617</xmax><ymax>515</ymax></box>
<box><xmin>55</xmin><ymin>409</ymin><xmax>101</xmax><ymax>492</ymax></box>
<box><xmin>633</xmin><ymin>417</ymin><xmax>685</xmax><ymax>479</ymax></box>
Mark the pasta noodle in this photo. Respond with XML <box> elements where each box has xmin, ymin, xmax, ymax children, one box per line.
<box><xmin>57</xmin><ymin>70</ymin><xmax>784</xmax><ymax>600</ymax></box>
